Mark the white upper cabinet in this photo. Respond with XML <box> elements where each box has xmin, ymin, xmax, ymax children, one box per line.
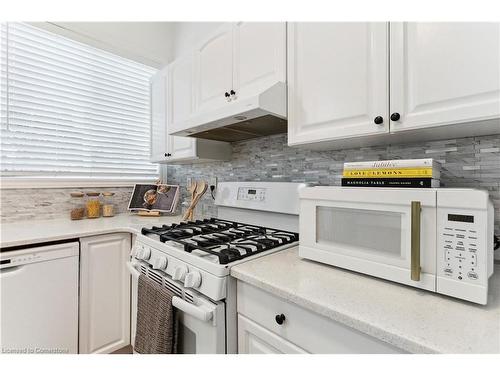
<box><xmin>195</xmin><ymin>23</ymin><xmax>234</xmax><ymax>113</ymax></box>
<box><xmin>390</xmin><ymin>22</ymin><xmax>500</xmax><ymax>132</ymax></box>
<box><xmin>167</xmin><ymin>53</ymin><xmax>198</xmax><ymax>161</ymax></box>
<box><xmin>150</xmin><ymin>68</ymin><xmax>170</xmax><ymax>162</ymax></box>
<box><xmin>169</xmin><ymin>53</ymin><xmax>195</xmax><ymax>132</ymax></box>
<box><xmin>288</xmin><ymin>22</ymin><xmax>500</xmax><ymax>150</ymax></box>
<box><xmin>150</xmin><ymin>59</ymin><xmax>231</xmax><ymax>164</ymax></box>
<box><xmin>287</xmin><ymin>23</ymin><xmax>390</xmax><ymax>146</ymax></box>
<box><xmin>232</xmin><ymin>22</ymin><xmax>286</xmax><ymax>101</ymax></box>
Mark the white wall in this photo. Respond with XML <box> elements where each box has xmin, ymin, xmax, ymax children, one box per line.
<box><xmin>172</xmin><ymin>22</ymin><xmax>224</xmax><ymax>58</ymax></box>
<box><xmin>31</xmin><ymin>22</ymin><xmax>175</xmax><ymax>68</ymax></box>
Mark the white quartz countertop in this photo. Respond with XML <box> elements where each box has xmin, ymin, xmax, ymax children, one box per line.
<box><xmin>231</xmin><ymin>247</ymin><xmax>500</xmax><ymax>354</ymax></box>
<box><xmin>0</xmin><ymin>214</ymin><xmax>183</xmax><ymax>249</ymax></box>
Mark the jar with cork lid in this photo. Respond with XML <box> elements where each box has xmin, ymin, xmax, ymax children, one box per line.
<box><xmin>102</xmin><ymin>192</ymin><xmax>115</xmax><ymax>217</ymax></box>
<box><xmin>85</xmin><ymin>192</ymin><xmax>101</xmax><ymax>219</ymax></box>
<box><xmin>70</xmin><ymin>192</ymin><xmax>85</xmax><ymax>220</ymax></box>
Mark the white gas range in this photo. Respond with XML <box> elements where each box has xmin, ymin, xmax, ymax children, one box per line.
<box><xmin>127</xmin><ymin>181</ymin><xmax>306</xmax><ymax>354</ymax></box>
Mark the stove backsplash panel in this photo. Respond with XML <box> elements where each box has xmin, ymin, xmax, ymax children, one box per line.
<box><xmin>167</xmin><ymin>133</ymin><xmax>500</xmax><ymax>234</ymax></box>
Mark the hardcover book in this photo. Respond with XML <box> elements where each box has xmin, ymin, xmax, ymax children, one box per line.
<box><xmin>341</xmin><ymin>178</ymin><xmax>440</xmax><ymax>188</ymax></box>
<box><xmin>342</xmin><ymin>167</ymin><xmax>439</xmax><ymax>179</ymax></box>
<box><xmin>343</xmin><ymin>158</ymin><xmax>440</xmax><ymax>171</ymax></box>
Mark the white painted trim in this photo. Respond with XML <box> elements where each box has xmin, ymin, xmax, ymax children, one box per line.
<box><xmin>27</xmin><ymin>22</ymin><xmax>163</xmax><ymax>68</ymax></box>
<box><xmin>0</xmin><ymin>177</ymin><xmax>156</xmax><ymax>189</ymax></box>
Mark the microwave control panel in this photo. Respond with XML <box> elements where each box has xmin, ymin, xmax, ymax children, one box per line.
<box><xmin>237</xmin><ymin>187</ymin><xmax>266</xmax><ymax>202</ymax></box>
<box><xmin>438</xmin><ymin>212</ymin><xmax>484</xmax><ymax>284</ymax></box>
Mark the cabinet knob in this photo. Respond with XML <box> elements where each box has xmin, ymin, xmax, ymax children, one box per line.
<box><xmin>224</xmin><ymin>92</ymin><xmax>230</xmax><ymax>98</ymax></box>
<box><xmin>230</xmin><ymin>89</ymin><xmax>236</xmax><ymax>96</ymax></box>
<box><xmin>165</xmin><ymin>153</ymin><xmax>171</xmax><ymax>157</ymax></box>
<box><xmin>275</xmin><ymin>313</ymin><xmax>286</xmax><ymax>325</ymax></box>
<box><xmin>391</xmin><ymin>112</ymin><xmax>401</xmax><ymax>121</ymax></box>
<box><xmin>373</xmin><ymin>116</ymin><xmax>384</xmax><ymax>125</ymax></box>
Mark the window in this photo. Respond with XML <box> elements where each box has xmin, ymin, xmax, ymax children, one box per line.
<box><xmin>0</xmin><ymin>22</ymin><xmax>158</xmax><ymax>187</ymax></box>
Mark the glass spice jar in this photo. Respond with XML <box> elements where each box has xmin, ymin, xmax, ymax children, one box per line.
<box><xmin>85</xmin><ymin>192</ymin><xmax>101</xmax><ymax>219</ymax></box>
<box><xmin>70</xmin><ymin>192</ymin><xmax>85</xmax><ymax>220</ymax></box>
<box><xmin>102</xmin><ymin>191</ymin><xmax>115</xmax><ymax>217</ymax></box>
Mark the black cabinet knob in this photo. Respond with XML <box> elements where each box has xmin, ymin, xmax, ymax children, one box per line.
<box><xmin>224</xmin><ymin>92</ymin><xmax>230</xmax><ymax>98</ymax></box>
<box><xmin>165</xmin><ymin>153</ymin><xmax>171</xmax><ymax>157</ymax></box>
<box><xmin>275</xmin><ymin>313</ymin><xmax>286</xmax><ymax>325</ymax></box>
<box><xmin>390</xmin><ymin>112</ymin><xmax>401</xmax><ymax>121</ymax></box>
<box><xmin>230</xmin><ymin>89</ymin><xmax>236</xmax><ymax>95</ymax></box>
<box><xmin>374</xmin><ymin>116</ymin><xmax>384</xmax><ymax>125</ymax></box>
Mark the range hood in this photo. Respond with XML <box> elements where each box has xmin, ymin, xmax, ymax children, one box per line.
<box><xmin>170</xmin><ymin>82</ymin><xmax>287</xmax><ymax>142</ymax></box>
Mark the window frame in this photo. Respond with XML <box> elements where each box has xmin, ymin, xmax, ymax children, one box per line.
<box><xmin>0</xmin><ymin>22</ymin><xmax>159</xmax><ymax>189</ymax></box>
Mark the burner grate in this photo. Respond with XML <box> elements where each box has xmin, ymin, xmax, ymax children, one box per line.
<box><xmin>141</xmin><ymin>218</ymin><xmax>298</xmax><ymax>264</ymax></box>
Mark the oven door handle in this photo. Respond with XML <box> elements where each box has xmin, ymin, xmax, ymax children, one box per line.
<box><xmin>172</xmin><ymin>296</ymin><xmax>214</xmax><ymax>323</ymax></box>
<box><xmin>126</xmin><ymin>261</ymin><xmax>141</xmax><ymax>278</ymax></box>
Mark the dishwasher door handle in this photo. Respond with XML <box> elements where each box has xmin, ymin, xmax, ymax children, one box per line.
<box><xmin>0</xmin><ymin>265</ymin><xmax>24</xmax><ymax>277</ymax></box>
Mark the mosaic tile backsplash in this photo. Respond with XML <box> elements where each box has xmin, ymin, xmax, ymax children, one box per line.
<box><xmin>0</xmin><ymin>187</ymin><xmax>134</xmax><ymax>223</ymax></box>
<box><xmin>167</xmin><ymin>133</ymin><xmax>500</xmax><ymax>234</ymax></box>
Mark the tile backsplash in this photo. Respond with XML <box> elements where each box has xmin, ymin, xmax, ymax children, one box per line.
<box><xmin>0</xmin><ymin>187</ymin><xmax>134</xmax><ymax>223</ymax></box>
<box><xmin>167</xmin><ymin>133</ymin><xmax>500</xmax><ymax>234</ymax></box>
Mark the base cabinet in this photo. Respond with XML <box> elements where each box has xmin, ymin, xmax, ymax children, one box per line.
<box><xmin>237</xmin><ymin>281</ymin><xmax>403</xmax><ymax>354</ymax></box>
<box><xmin>79</xmin><ymin>233</ymin><xmax>131</xmax><ymax>354</ymax></box>
<box><xmin>238</xmin><ymin>315</ymin><xmax>307</xmax><ymax>354</ymax></box>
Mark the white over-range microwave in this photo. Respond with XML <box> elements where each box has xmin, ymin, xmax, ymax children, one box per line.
<box><xmin>299</xmin><ymin>187</ymin><xmax>495</xmax><ymax>304</ymax></box>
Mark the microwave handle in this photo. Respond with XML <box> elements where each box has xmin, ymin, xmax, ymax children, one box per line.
<box><xmin>411</xmin><ymin>201</ymin><xmax>421</xmax><ymax>281</ymax></box>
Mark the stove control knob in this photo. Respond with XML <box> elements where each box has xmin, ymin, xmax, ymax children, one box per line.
<box><xmin>184</xmin><ymin>271</ymin><xmax>202</xmax><ymax>288</ymax></box>
<box><xmin>138</xmin><ymin>247</ymin><xmax>151</xmax><ymax>261</ymax></box>
<box><xmin>152</xmin><ymin>256</ymin><xmax>168</xmax><ymax>270</ymax></box>
<box><xmin>172</xmin><ymin>265</ymin><xmax>188</xmax><ymax>281</ymax></box>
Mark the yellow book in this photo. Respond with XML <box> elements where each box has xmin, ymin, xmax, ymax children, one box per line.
<box><xmin>342</xmin><ymin>167</ymin><xmax>435</xmax><ymax>178</ymax></box>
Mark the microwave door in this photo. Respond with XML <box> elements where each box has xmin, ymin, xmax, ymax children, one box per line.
<box><xmin>299</xmin><ymin>188</ymin><xmax>437</xmax><ymax>291</ymax></box>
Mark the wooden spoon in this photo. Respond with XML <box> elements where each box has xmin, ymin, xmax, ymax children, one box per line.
<box><xmin>184</xmin><ymin>180</ymin><xmax>207</xmax><ymax>221</ymax></box>
<box><xmin>183</xmin><ymin>180</ymin><xmax>198</xmax><ymax>221</ymax></box>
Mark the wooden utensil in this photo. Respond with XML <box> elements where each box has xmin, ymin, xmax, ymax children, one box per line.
<box><xmin>188</xmin><ymin>181</ymin><xmax>208</xmax><ymax>221</ymax></box>
<box><xmin>183</xmin><ymin>180</ymin><xmax>207</xmax><ymax>221</ymax></box>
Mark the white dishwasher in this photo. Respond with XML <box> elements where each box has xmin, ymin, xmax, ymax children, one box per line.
<box><xmin>0</xmin><ymin>241</ymin><xmax>79</xmax><ymax>354</ymax></box>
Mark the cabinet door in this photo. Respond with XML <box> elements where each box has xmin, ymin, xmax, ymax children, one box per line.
<box><xmin>232</xmin><ymin>22</ymin><xmax>286</xmax><ymax>100</ymax></box>
<box><xmin>390</xmin><ymin>22</ymin><xmax>500</xmax><ymax>132</ymax></box>
<box><xmin>195</xmin><ymin>24</ymin><xmax>233</xmax><ymax>114</ymax></box>
<box><xmin>79</xmin><ymin>233</ymin><xmax>131</xmax><ymax>354</ymax></box>
<box><xmin>238</xmin><ymin>315</ymin><xmax>307</xmax><ymax>354</ymax></box>
<box><xmin>167</xmin><ymin>53</ymin><xmax>197</xmax><ymax>161</ymax></box>
<box><xmin>288</xmin><ymin>22</ymin><xmax>389</xmax><ymax>146</ymax></box>
<box><xmin>169</xmin><ymin>136</ymin><xmax>196</xmax><ymax>161</ymax></box>
<box><xmin>168</xmin><ymin>53</ymin><xmax>195</xmax><ymax>134</ymax></box>
<box><xmin>150</xmin><ymin>68</ymin><xmax>170</xmax><ymax>163</ymax></box>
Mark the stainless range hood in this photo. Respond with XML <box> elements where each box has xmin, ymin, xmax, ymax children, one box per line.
<box><xmin>170</xmin><ymin>82</ymin><xmax>287</xmax><ymax>142</ymax></box>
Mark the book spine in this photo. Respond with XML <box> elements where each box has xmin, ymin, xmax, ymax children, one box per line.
<box><xmin>341</xmin><ymin>178</ymin><xmax>440</xmax><ymax>188</ymax></box>
<box><xmin>342</xmin><ymin>167</ymin><xmax>438</xmax><ymax>178</ymax></box>
<box><xmin>343</xmin><ymin>158</ymin><xmax>437</xmax><ymax>170</ymax></box>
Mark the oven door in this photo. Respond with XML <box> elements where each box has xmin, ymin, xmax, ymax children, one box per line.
<box><xmin>299</xmin><ymin>187</ymin><xmax>437</xmax><ymax>291</ymax></box>
<box><xmin>127</xmin><ymin>261</ymin><xmax>226</xmax><ymax>354</ymax></box>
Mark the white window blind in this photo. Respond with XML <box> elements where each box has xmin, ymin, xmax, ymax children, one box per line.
<box><xmin>0</xmin><ymin>22</ymin><xmax>158</xmax><ymax>184</ymax></box>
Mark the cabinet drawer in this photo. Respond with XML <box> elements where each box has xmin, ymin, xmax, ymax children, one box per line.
<box><xmin>238</xmin><ymin>315</ymin><xmax>308</xmax><ymax>354</ymax></box>
<box><xmin>237</xmin><ymin>281</ymin><xmax>403</xmax><ymax>353</ymax></box>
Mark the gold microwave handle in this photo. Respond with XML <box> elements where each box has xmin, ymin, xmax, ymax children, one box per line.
<box><xmin>411</xmin><ymin>201</ymin><xmax>422</xmax><ymax>281</ymax></box>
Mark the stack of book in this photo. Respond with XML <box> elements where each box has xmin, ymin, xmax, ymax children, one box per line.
<box><xmin>341</xmin><ymin>158</ymin><xmax>441</xmax><ymax>188</ymax></box>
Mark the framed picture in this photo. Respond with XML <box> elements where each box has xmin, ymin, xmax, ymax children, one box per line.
<box><xmin>128</xmin><ymin>184</ymin><xmax>180</xmax><ymax>213</ymax></box>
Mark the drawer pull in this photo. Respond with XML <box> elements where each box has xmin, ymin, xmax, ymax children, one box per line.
<box><xmin>275</xmin><ymin>313</ymin><xmax>286</xmax><ymax>325</ymax></box>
